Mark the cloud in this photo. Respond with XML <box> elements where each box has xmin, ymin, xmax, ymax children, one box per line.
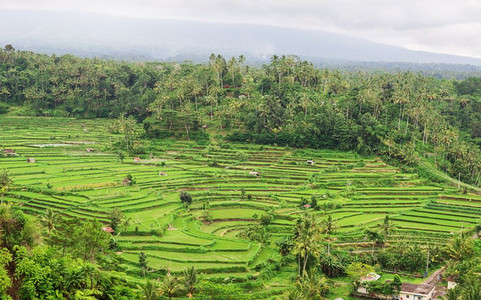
<box><xmin>1</xmin><ymin>0</ymin><xmax>480</xmax><ymax>57</ymax></box>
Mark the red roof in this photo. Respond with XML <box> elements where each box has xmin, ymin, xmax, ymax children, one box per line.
<box><xmin>303</xmin><ymin>204</ymin><xmax>311</xmax><ymax>208</ymax></box>
<box><xmin>102</xmin><ymin>227</ymin><xmax>115</xmax><ymax>233</ymax></box>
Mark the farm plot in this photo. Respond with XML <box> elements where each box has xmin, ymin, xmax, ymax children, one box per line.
<box><xmin>0</xmin><ymin>115</ymin><xmax>478</xmax><ymax>280</ymax></box>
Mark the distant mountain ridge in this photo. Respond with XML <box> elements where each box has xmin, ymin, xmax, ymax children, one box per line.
<box><xmin>1</xmin><ymin>10</ymin><xmax>481</xmax><ymax>67</ymax></box>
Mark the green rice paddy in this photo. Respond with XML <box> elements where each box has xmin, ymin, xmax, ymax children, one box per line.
<box><xmin>1</xmin><ymin>115</ymin><xmax>479</xmax><ymax>296</ymax></box>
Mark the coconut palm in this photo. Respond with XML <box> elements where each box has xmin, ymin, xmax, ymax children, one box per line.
<box><xmin>293</xmin><ymin>213</ymin><xmax>322</xmax><ymax>277</ymax></box>
<box><xmin>442</xmin><ymin>286</ymin><xmax>460</xmax><ymax>300</ymax></box>
<box><xmin>42</xmin><ymin>208</ymin><xmax>59</xmax><ymax>233</ymax></box>
<box><xmin>321</xmin><ymin>215</ymin><xmax>336</xmax><ymax>255</ymax></box>
<box><xmin>379</xmin><ymin>215</ymin><xmax>394</xmax><ymax>248</ymax></box>
<box><xmin>462</xmin><ymin>277</ymin><xmax>481</xmax><ymax>300</ymax></box>
<box><xmin>159</xmin><ymin>274</ymin><xmax>182</xmax><ymax>300</ymax></box>
<box><xmin>138</xmin><ymin>280</ymin><xmax>159</xmax><ymax>300</ymax></box>
<box><xmin>182</xmin><ymin>266</ymin><xmax>198</xmax><ymax>296</ymax></box>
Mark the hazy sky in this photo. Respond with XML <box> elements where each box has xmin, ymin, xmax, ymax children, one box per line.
<box><xmin>2</xmin><ymin>0</ymin><xmax>481</xmax><ymax>58</ymax></box>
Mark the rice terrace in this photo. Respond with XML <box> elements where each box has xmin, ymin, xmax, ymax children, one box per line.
<box><xmin>1</xmin><ymin>113</ymin><xmax>480</xmax><ymax>299</ymax></box>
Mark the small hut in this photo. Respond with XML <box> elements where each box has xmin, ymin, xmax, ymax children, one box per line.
<box><xmin>202</xmin><ymin>125</ymin><xmax>208</xmax><ymax>130</ymax></box>
<box><xmin>159</xmin><ymin>171</ymin><xmax>167</xmax><ymax>176</ymax></box>
<box><xmin>303</xmin><ymin>204</ymin><xmax>311</xmax><ymax>208</ymax></box>
<box><xmin>249</xmin><ymin>171</ymin><xmax>260</xmax><ymax>176</ymax></box>
<box><xmin>306</xmin><ymin>160</ymin><xmax>315</xmax><ymax>165</ymax></box>
<box><xmin>27</xmin><ymin>158</ymin><xmax>36</xmax><ymax>163</ymax></box>
<box><xmin>133</xmin><ymin>157</ymin><xmax>141</xmax><ymax>162</ymax></box>
<box><xmin>3</xmin><ymin>149</ymin><xmax>16</xmax><ymax>156</ymax></box>
<box><xmin>446</xmin><ymin>275</ymin><xmax>458</xmax><ymax>290</ymax></box>
<box><xmin>86</xmin><ymin>148</ymin><xmax>94</xmax><ymax>152</ymax></box>
<box><xmin>83</xmin><ymin>128</ymin><xmax>89</xmax><ymax>132</ymax></box>
<box><xmin>102</xmin><ymin>227</ymin><xmax>115</xmax><ymax>234</ymax></box>
<box><xmin>122</xmin><ymin>178</ymin><xmax>132</xmax><ymax>186</ymax></box>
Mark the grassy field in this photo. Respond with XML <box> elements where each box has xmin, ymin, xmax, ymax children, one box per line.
<box><xmin>1</xmin><ymin>116</ymin><xmax>479</xmax><ymax>298</ymax></box>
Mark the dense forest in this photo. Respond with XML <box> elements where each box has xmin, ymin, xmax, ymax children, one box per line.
<box><xmin>2</xmin><ymin>45</ymin><xmax>481</xmax><ymax>187</ymax></box>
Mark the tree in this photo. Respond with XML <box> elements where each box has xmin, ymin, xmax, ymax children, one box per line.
<box><xmin>260</xmin><ymin>214</ymin><xmax>273</xmax><ymax>226</ymax></box>
<box><xmin>445</xmin><ymin>232</ymin><xmax>474</xmax><ymax>262</ymax></box>
<box><xmin>462</xmin><ymin>277</ymin><xmax>481</xmax><ymax>300</ymax></box>
<box><xmin>319</xmin><ymin>253</ymin><xmax>346</xmax><ymax>278</ymax></box>
<box><xmin>364</xmin><ymin>229</ymin><xmax>384</xmax><ymax>260</ymax></box>
<box><xmin>139</xmin><ymin>280</ymin><xmax>159</xmax><ymax>300</ymax></box>
<box><xmin>346</xmin><ymin>262</ymin><xmax>374</xmax><ymax>288</ymax></box>
<box><xmin>159</xmin><ymin>274</ymin><xmax>182</xmax><ymax>300</ymax></box>
<box><xmin>41</xmin><ymin>208</ymin><xmax>59</xmax><ymax>234</ymax></box>
<box><xmin>0</xmin><ymin>248</ymin><xmax>12</xmax><ymax>298</ymax></box>
<box><xmin>0</xmin><ymin>203</ymin><xmax>39</xmax><ymax>251</ymax></box>
<box><xmin>0</xmin><ymin>170</ymin><xmax>13</xmax><ymax>204</ymax></box>
<box><xmin>179</xmin><ymin>190</ymin><xmax>192</xmax><ymax>206</ymax></box>
<box><xmin>321</xmin><ymin>215</ymin><xmax>336</xmax><ymax>255</ymax></box>
<box><xmin>182</xmin><ymin>266</ymin><xmax>198</xmax><ymax>296</ymax></box>
<box><xmin>287</xmin><ymin>271</ymin><xmax>331</xmax><ymax>300</ymax></box>
<box><xmin>118</xmin><ymin>151</ymin><xmax>124</xmax><ymax>163</ymax></box>
<box><xmin>379</xmin><ymin>215</ymin><xmax>394</xmax><ymax>248</ymax></box>
<box><xmin>73</xmin><ymin>220</ymin><xmax>110</xmax><ymax>262</ymax></box>
<box><xmin>108</xmin><ymin>208</ymin><xmax>125</xmax><ymax>232</ymax></box>
<box><xmin>293</xmin><ymin>213</ymin><xmax>322</xmax><ymax>276</ymax></box>
<box><xmin>276</xmin><ymin>236</ymin><xmax>294</xmax><ymax>256</ymax></box>
<box><xmin>442</xmin><ymin>286</ymin><xmax>460</xmax><ymax>300</ymax></box>
<box><xmin>139</xmin><ymin>252</ymin><xmax>148</xmax><ymax>277</ymax></box>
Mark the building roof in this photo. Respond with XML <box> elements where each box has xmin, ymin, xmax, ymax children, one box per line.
<box><xmin>401</xmin><ymin>282</ymin><xmax>435</xmax><ymax>295</ymax></box>
<box><xmin>102</xmin><ymin>227</ymin><xmax>115</xmax><ymax>233</ymax></box>
<box><xmin>361</xmin><ymin>272</ymin><xmax>381</xmax><ymax>282</ymax></box>
<box><xmin>4</xmin><ymin>149</ymin><xmax>15</xmax><ymax>153</ymax></box>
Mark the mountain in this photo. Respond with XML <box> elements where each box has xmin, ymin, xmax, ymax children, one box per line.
<box><xmin>1</xmin><ymin>10</ymin><xmax>481</xmax><ymax>66</ymax></box>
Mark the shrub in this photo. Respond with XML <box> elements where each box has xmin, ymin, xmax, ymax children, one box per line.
<box><xmin>180</xmin><ymin>190</ymin><xmax>193</xmax><ymax>205</ymax></box>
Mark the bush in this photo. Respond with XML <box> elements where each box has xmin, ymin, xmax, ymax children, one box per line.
<box><xmin>180</xmin><ymin>190</ymin><xmax>193</xmax><ymax>205</ymax></box>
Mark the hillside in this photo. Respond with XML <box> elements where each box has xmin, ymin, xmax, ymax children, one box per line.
<box><xmin>1</xmin><ymin>48</ymin><xmax>481</xmax><ymax>299</ymax></box>
<box><xmin>1</xmin><ymin>116</ymin><xmax>480</xmax><ymax>298</ymax></box>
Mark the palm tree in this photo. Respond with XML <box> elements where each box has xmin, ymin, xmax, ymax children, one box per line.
<box><xmin>42</xmin><ymin>208</ymin><xmax>59</xmax><ymax>233</ymax></box>
<box><xmin>462</xmin><ymin>277</ymin><xmax>481</xmax><ymax>300</ymax></box>
<box><xmin>182</xmin><ymin>266</ymin><xmax>198</xmax><ymax>296</ymax></box>
<box><xmin>445</xmin><ymin>232</ymin><xmax>474</xmax><ymax>262</ymax></box>
<box><xmin>321</xmin><ymin>215</ymin><xmax>336</xmax><ymax>255</ymax></box>
<box><xmin>293</xmin><ymin>213</ymin><xmax>322</xmax><ymax>277</ymax></box>
<box><xmin>138</xmin><ymin>280</ymin><xmax>159</xmax><ymax>300</ymax></box>
<box><xmin>364</xmin><ymin>229</ymin><xmax>384</xmax><ymax>260</ymax></box>
<box><xmin>288</xmin><ymin>271</ymin><xmax>331</xmax><ymax>299</ymax></box>
<box><xmin>0</xmin><ymin>170</ymin><xmax>13</xmax><ymax>204</ymax></box>
<box><xmin>442</xmin><ymin>286</ymin><xmax>460</xmax><ymax>300</ymax></box>
<box><xmin>379</xmin><ymin>215</ymin><xmax>394</xmax><ymax>248</ymax></box>
<box><xmin>159</xmin><ymin>274</ymin><xmax>182</xmax><ymax>300</ymax></box>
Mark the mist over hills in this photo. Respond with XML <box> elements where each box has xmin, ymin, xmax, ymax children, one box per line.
<box><xmin>1</xmin><ymin>10</ymin><xmax>481</xmax><ymax>73</ymax></box>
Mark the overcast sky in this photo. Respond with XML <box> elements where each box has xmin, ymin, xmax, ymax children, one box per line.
<box><xmin>2</xmin><ymin>0</ymin><xmax>481</xmax><ymax>58</ymax></box>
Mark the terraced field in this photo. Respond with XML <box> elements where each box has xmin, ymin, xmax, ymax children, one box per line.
<box><xmin>1</xmin><ymin>116</ymin><xmax>479</xmax><ymax>290</ymax></box>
